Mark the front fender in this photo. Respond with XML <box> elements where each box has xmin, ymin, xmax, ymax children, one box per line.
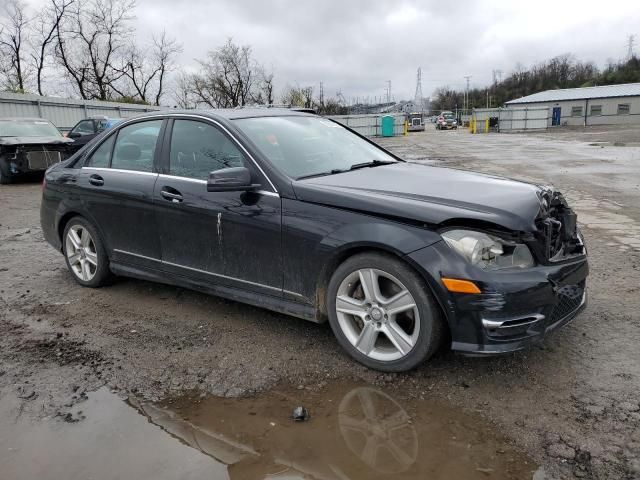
<box><xmin>281</xmin><ymin>198</ymin><xmax>442</xmax><ymax>311</ymax></box>
<box><xmin>319</xmin><ymin>221</ymin><xmax>441</xmax><ymax>255</ymax></box>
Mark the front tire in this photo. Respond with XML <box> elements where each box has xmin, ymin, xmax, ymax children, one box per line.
<box><xmin>62</xmin><ymin>216</ymin><xmax>112</xmax><ymax>287</ymax></box>
<box><xmin>326</xmin><ymin>252</ymin><xmax>444</xmax><ymax>372</ymax></box>
<box><xmin>0</xmin><ymin>160</ymin><xmax>13</xmax><ymax>184</ymax></box>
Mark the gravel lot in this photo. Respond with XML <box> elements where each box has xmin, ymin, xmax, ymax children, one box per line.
<box><xmin>1</xmin><ymin>125</ymin><xmax>639</xmax><ymax>479</ymax></box>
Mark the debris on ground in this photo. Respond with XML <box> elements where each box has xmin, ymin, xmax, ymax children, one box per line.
<box><xmin>292</xmin><ymin>406</ymin><xmax>309</xmax><ymax>421</ymax></box>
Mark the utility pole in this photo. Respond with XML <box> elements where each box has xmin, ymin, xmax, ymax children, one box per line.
<box><xmin>319</xmin><ymin>81</ymin><xmax>324</xmax><ymax>107</ymax></box>
<box><xmin>386</xmin><ymin>80</ymin><xmax>392</xmax><ymax>104</ymax></box>
<box><xmin>627</xmin><ymin>34</ymin><xmax>636</xmax><ymax>60</ymax></box>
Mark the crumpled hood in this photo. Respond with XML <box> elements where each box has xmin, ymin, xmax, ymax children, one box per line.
<box><xmin>292</xmin><ymin>162</ymin><xmax>544</xmax><ymax>232</ymax></box>
<box><xmin>0</xmin><ymin>136</ymin><xmax>73</xmax><ymax>146</ymax></box>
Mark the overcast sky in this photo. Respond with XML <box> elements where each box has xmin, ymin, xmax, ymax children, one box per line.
<box><xmin>24</xmin><ymin>0</ymin><xmax>640</xmax><ymax>102</ymax></box>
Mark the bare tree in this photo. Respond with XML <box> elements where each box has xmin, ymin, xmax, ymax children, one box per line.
<box><xmin>0</xmin><ymin>0</ymin><xmax>30</xmax><ymax>92</ymax></box>
<box><xmin>111</xmin><ymin>31</ymin><xmax>181</xmax><ymax>105</ymax></box>
<box><xmin>56</xmin><ymin>0</ymin><xmax>134</xmax><ymax>100</ymax></box>
<box><xmin>281</xmin><ymin>84</ymin><xmax>303</xmax><ymax>107</ymax></box>
<box><xmin>30</xmin><ymin>0</ymin><xmax>74</xmax><ymax>96</ymax></box>
<box><xmin>172</xmin><ymin>71</ymin><xmax>195</xmax><ymax>108</ymax></box>
<box><xmin>152</xmin><ymin>32</ymin><xmax>181</xmax><ymax>106</ymax></box>
<box><xmin>191</xmin><ymin>38</ymin><xmax>259</xmax><ymax>108</ymax></box>
<box><xmin>261</xmin><ymin>71</ymin><xmax>274</xmax><ymax>105</ymax></box>
<box><xmin>302</xmin><ymin>86</ymin><xmax>313</xmax><ymax>108</ymax></box>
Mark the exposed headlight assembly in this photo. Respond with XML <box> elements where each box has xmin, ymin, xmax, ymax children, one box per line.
<box><xmin>441</xmin><ymin>229</ymin><xmax>534</xmax><ymax>270</ymax></box>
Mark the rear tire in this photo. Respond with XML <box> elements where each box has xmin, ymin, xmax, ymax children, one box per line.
<box><xmin>326</xmin><ymin>252</ymin><xmax>444</xmax><ymax>372</ymax></box>
<box><xmin>62</xmin><ymin>216</ymin><xmax>112</xmax><ymax>287</ymax></box>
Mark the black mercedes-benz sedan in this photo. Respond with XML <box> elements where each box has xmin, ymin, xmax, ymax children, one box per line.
<box><xmin>40</xmin><ymin>109</ymin><xmax>588</xmax><ymax>372</ymax></box>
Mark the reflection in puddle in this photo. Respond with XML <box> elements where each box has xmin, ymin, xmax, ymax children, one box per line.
<box><xmin>1</xmin><ymin>382</ymin><xmax>538</xmax><ymax>479</ymax></box>
<box><xmin>338</xmin><ymin>387</ymin><xmax>418</xmax><ymax>474</ymax></box>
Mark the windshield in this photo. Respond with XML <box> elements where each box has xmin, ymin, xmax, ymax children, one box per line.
<box><xmin>233</xmin><ymin>116</ymin><xmax>398</xmax><ymax>179</ymax></box>
<box><xmin>0</xmin><ymin>119</ymin><xmax>61</xmax><ymax>137</ymax></box>
<box><xmin>442</xmin><ymin>112</ymin><xmax>454</xmax><ymax>119</ymax></box>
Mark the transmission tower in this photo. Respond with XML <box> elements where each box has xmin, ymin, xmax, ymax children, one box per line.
<box><xmin>463</xmin><ymin>75</ymin><xmax>472</xmax><ymax>112</ymax></box>
<box><xmin>414</xmin><ymin>67</ymin><xmax>424</xmax><ymax>110</ymax></box>
<box><xmin>319</xmin><ymin>81</ymin><xmax>324</xmax><ymax>107</ymax></box>
<box><xmin>492</xmin><ymin>69</ymin><xmax>503</xmax><ymax>84</ymax></box>
<box><xmin>386</xmin><ymin>80</ymin><xmax>392</xmax><ymax>104</ymax></box>
<box><xmin>627</xmin><ymin>35</ymin><xmax>636</xmax><ymax>60</ymax></box>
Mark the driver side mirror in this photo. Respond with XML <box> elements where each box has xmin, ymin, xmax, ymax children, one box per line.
<box><xmin>207</xmin><ymin>167</ymin><xmax>260</xmax><ymax>192</ymax></box>
<box><xmin>68</xmin><ymin>132</ymin><xmax>81</xmax><ymax>138</ymax></box>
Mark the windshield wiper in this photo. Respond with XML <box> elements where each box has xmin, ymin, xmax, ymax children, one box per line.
<box><xmin>348</xmin><ymin>159</ymin><xmax>396</xmax><ymax>171</ymax></box>
<box><xmin>297</xmin><ymin>168</ymin><xmax>347</xmax><ymax>180</ymax></box>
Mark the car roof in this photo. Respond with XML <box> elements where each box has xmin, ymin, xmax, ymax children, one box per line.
<box><xmin>126</xmin><ymin>108</ymin><xmax>315</xmax><ymax>122</ymax></box>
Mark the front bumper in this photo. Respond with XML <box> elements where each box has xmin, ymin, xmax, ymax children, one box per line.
<box><xmin>407</xmin><ymin>241</ymin><xmax>589</xmax><ymax>355</ymax></box>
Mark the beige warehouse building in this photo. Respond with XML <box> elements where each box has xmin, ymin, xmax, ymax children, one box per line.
<box><xmin>505</xmin><ymin>83</ymin><xmax>640</xmax><ymax>127</ymax></box>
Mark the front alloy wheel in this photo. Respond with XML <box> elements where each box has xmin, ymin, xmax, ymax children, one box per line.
<box><xmin>327</xmin><ymin>252</ymin><xmax>444</xmax><ymax>372</ymax></box>
<box><xmin>336</xmin><ymin>268</ymin><xmax>419</xmax><ymax>362</ymax></box>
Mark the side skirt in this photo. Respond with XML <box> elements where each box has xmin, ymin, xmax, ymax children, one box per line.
<box><xmin>109</xmin><ymin>261</ymin><xmax>318</xmax><ymax>323</ymax></box>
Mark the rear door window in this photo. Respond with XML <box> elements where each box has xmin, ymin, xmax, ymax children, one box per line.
<box><xmin>169</xmin><ymin>120</ymin><xmax>246</xmax><ymax>180</ymax></box>
<box><xmin>111</xmin><ymin>120</ymin><xmax>163</xmax><ymax>172</ymax></box>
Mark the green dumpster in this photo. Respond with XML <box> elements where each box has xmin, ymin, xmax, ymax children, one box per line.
<box><xmin>380</xmin><ymin>115</ymin><xmax>395</xmax><ymax>137</ymax></box>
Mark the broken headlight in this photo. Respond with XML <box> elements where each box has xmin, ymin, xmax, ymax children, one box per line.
<box><xmin>441</xmin><ymin>229</ymin><xmax>534</xmax><ymax>270</ymax></box>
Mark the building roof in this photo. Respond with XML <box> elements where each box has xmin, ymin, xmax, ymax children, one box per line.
<box><xmin>506</xmin><ymin>82</ymin><xmax>640</xmax><ymax>104</ymax></box>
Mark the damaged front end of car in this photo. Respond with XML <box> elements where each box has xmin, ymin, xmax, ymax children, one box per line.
<box><xmin>0</xmin><ymin>141</ymin><xmax>72</xmax><ymax>179</ymax></box>
<box><xmin>408</xmin><ymin>185</ymin><xmax>588</xmax><ymax>356</ymax></box>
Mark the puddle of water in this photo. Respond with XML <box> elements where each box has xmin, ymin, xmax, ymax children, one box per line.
<box><xmin>0</xmin><ymin>388</ymin><xmax>226</xmax><ymax>480</ymax></box>
<box><xmin>0</xmin><ymin>381</ymin><xmax>538</xmax><ymax>479</ymax></box>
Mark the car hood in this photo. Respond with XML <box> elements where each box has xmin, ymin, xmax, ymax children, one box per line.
<box><xmin>292</xmin><ymin>162</ymin><xmax>544</xmax><ymax>232</ymax></box>
<box><xmin>0</xmin><ymin>136</ymin><xmax>73</xmax><ymax>146</ymax></box>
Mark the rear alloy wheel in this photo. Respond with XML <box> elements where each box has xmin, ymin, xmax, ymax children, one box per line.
<box><xmin>327</xmin><ymin>253</ymin><xmax>444</xmax><ymax>372</ymax></box>
<box><xmin>63</xmin><ymin>217</ymin><xmax>112</xmax><ymax>287</ymax></box>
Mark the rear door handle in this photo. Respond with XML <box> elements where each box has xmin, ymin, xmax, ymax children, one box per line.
<box><xmin>161</xmin><ymin>190</ymin><xmax>183</xmax><ymax>203</ymax></box>
<box><xmin>89</xmin><ymin>174</ymin><xmax>104</xmax><ymax>186</ymax></box>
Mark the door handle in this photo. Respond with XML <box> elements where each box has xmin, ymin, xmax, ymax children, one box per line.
<box><xmin>161</xmin><ymin>190</ymin><xmax>183</xmax><ymax>203</ymax></box>
<box><xmin>89</xmin><ymin>174</ymin><xmax>104</xmax><ymax>186</ymax></box>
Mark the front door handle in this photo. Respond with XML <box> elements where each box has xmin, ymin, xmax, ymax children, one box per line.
<box><xmin>161</xmin><ymin>189</ymin><xmax>183</xmax><ymax>203</ymax></box>
<box><xmin>89</xmin><ymin>174</ymin><xmax>104</xmax><ymax>186</ymax></box>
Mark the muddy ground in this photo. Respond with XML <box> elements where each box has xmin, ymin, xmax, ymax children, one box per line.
<box><xmin>1</xmin><ymin>125</ymin><xmax>639</xmax><ymax>479</ymax></box>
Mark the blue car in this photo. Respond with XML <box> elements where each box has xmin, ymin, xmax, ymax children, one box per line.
<box><xmin>67</xmin><ymin>117</ymin><xmax>123</xmax><ymax>153</ymax></box>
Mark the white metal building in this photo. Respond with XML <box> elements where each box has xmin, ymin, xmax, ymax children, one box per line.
<box><xmin>505</xmin><ymin>83</ymin><xmax>640</xmax><ymax>127</ymax></box>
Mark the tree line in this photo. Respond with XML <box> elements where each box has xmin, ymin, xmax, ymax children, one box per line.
<box><xmin>0</xmin><ymin>0</ymin><xmax>181</xmax><ymax>105</ymax></box>
<box><xmin>173</xmin><ymin>39</ymin><xmax>347</xmax><ymax>114</ymax></box>
<box><xmin>431</xmin><ymin>54</ymin><xmax>640</xmax><ymax>113</ymax></box>
<box><xmin>0</xmin><ymin>0</ymin><xmax>347</xmax><ymax>113</ymax></box>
